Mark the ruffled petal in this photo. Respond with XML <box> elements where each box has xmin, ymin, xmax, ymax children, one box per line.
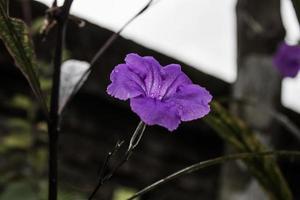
<box><xmin>167</xmin><ymin>84</ymin><xmax>212</xmax><ymax>121</ymax></box>
<box><xmin>143</xmin><ymin>56</ymin><xmax>162</xmax><ymax>96</ymax></box>
<box><xmin>130</xmin><ymin>96</ymin><xmax>181</xmax><ymax>131</ymax></box>
<box><xmin>160</xmin><ymin>64</ymin><xmax>192</xmax><ymax>99</ymax></box>
<box><xmin>125</xmin><ymin>53</ymin><xmax>148</xmax><ymax>78</ymax></box>
<box><xmin>125</xmin><ymin>53</ymin><xmax>163</xmax><ymax>97</ymax></box>
<box><xmin>107</xmin><ymin>64</ymin><xmax>145</xmax><ymax>100</ymax></box>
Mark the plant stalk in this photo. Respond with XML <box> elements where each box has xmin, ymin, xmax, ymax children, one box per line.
<box><xmin>47</xmin><ymin>1</ymin><xmax>73</xmax><ymax>200</ymax></box>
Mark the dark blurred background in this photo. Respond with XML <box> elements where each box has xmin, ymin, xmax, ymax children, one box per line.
<box><xmin>0</xmin><ymin>0</ymin><xmax>300</xmax><ymax>200</ymax></box>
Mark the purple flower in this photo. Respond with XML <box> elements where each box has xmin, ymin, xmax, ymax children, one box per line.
<box><xmin>273</xmin><ymin>42</ymin><xmax>300</xmax><ymax>78</ymax></box>
<box><xmin>107</xmin><ymin>53</ymin><xmax>212</xmax><ymax>131</ymax></box>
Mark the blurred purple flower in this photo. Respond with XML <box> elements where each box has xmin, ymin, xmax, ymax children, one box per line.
<box><xmin>107</xmin><ymin>53</ymin><xmax>212</xmax><ymax>131</ymax></box>
<box><xmin>273</xmin><ymin>42</ymin><xmax>300</xmax><ymax>78</ymax></box>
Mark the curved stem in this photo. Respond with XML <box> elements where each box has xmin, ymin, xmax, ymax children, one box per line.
<box><xmin>127</xmin><ymin>150</ymin><xmax>300</xmax><ymax>200</ymax></box>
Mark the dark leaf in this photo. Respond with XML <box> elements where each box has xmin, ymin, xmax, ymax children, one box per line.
<box><xmin>0</xmin><ymin>3</ymin><xmax>48</xmax><ymax>116</ymax></box>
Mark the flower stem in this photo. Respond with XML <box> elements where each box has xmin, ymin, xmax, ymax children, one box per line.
<box><xmin>88</xmin><ymin>121</ymin><xmax>146</xmax><ymax>200</ymax></box>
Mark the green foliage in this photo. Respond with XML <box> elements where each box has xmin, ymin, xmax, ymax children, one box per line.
<box><xmin>0</xmin><ymin>116</ymin><xmax>31</xmax><ymax>153</ymax></box>
<box><xmin>0</xmin><ymin>181</ymin><xmax>38</xmax><ymax>200</ymax></box>
<box><xmin>9</xmin><ymin>95</ymin><xmax>32</xmax><ymax>111</ymax></box>
<box><xmin>0</xmin><ymin>92</ymin><xmax>48</xmax><ymax>198</ymax></box>
<box><xmin>0</xmin><ymin>180</ymin><xmax>85</xmax><ymax>200</ymax></box>
<box><xmin>113</xmin><ymin>187</ymin><xmax>139</xmax><ymax>200</ymax></box>
<box><xmin>204</xmin><ymin>101</ymin><xmax>293</xmax><ymax>200</ymax></box>
<box><xmin>0</xmin><ymin>132</ymin><xmax>32</xmax><ymax>152</ymax></box>
<box><xmin>31</xmin><ymin>17</ymin><xmax>45</xmax><ymax>35</ymax></box>
<box><xmin>0</xmin><ymin>3</ymin><xmax>48</xmax><ymax>116</ymax></box>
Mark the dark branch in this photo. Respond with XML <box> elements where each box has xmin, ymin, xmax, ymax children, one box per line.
<box><xmin>47</xmin><ymin>1</ymin><xmax>73</xmax><ymax>200</ymax></box>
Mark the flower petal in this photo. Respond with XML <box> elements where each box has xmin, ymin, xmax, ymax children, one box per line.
<box><xmin>107</xmin><ymin>64</ymin><xmax>145</xmax><ymax>100</ymax></box>
<box><xmin>167</xmin><ymin>84</ymin><xmax>212</xmax><ymax>121</ymax></box>
<box><xmin>107</xmin><ymin>53</ymin><xmax>213</xmax><ymax>132</ymax></box>
<box><xmin>130</xmin><ymin>96</ymin><xmax>181</xmax><ymax>131</ymax></box>
<box><xmin>143</xmin><ymin>56</ymin><xmax>163</xmax><ymax>96</ymax></box>
<box><xmin>125</xmin><ymin>53</ymin><xmax>148</xmax><ymax>78</ymax></box>
<box><xmin>273</xmin><ymin>43</ymin><xmax>300</xmax><ymax>78</ymax></box>
<box><xmin>160</xmin><ymin>64</ymin><xmax>192</xmax><ymax>99</ymax></box>
<box><xmin>126</xmin><ymin>53</ymin><xmax>163</xmax><ymax>97</ymax></box>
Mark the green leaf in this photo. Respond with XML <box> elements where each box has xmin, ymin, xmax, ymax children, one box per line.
<box><xmin>0</xmin><ymin>3</ymin><xmax>48</xmax><ymax>116</ymax></box>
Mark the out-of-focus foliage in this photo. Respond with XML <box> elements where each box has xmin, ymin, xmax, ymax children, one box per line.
<box><xmin>0</xmin><ymin>94</ymin><xmax>47</xmax><ymax>198</ymax></box>
<box><xmin>204</xmin><ymin>101</ymin><xmax>292</xmax><ymax>200</ymax></box>
<box><xmin>0</xmin><ymin>92</ymin><xmax>85</xmax><ymax>199</ymax></box>
<box><xmin>113</xmin><ymin>187</ymin><xmax>139</xmax><ymax>200</ymax></box>
<box><xmin>0</xmin><ymin>181</ymin><xmax>38</xmax><ymax>200</ymax></box>
<box><xmin>0</xmin><ymin>180</ymin><xmax>85</xmax><ymax>200</ymax></box>
<box><xmin>0</xmin><ymin>9</ymin><xmax>79</xmax><ymax>197</ymax></box>
<box><xmin>0</xmin><ymin>2</ymin><xmax>48</xmax><ymax>115</ymax></box>
<box><xmin>31</xmin><ymin>17</ymin><xmax>45</xmax><ymax>35</ymax></box>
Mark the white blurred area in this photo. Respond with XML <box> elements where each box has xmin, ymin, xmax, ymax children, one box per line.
<box><xmin>36</xmin><ymin>0</ymin><xmax>300</xmax><ymax>113</ymax></box>
<box><xmin>281</xmin><ymin>0</ymin><xmax>300</xmax><ymax>113</ymax></box>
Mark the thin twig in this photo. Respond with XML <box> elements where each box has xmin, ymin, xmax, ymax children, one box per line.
<box><xmin>127</xmin><ymin>150</ymin><xmax>300</xmax><ymax>200</ymax></box>
<box><xmin>270</xmin><ymin>110</ymin><xmax>300</xmax><ymax>141</ymax></box>
<box><xmin>97</xmin><ymin>140</ymin><xmax>124</xmax><ymax>178</ymax></box>
<box><xmin>67</xmin><ymin>0</ymin><xmax>155</xmax><ymax>108</ymax></box>
<box><xmin>88</xmin><ymin>140</ymin><xmax>124</xmax><ymax>199</ymax></box>
<box><xmin>88</xmin><ymin>121</ymin><xmax>146</xmax><ymax>200</ymax></box>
